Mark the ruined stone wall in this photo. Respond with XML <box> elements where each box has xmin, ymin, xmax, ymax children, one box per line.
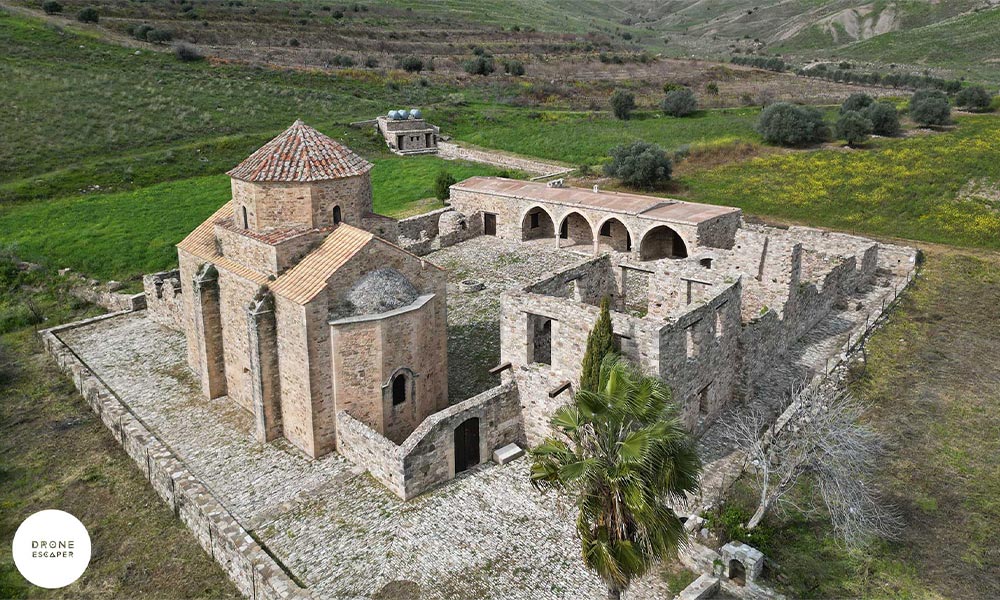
<box><xmin>41</xmin><ymin>320</ymin><xmax>312</xmax><ymax>600</ymax></box>
<box><xmin>501</xmin><ymin>261</ymin><xmax>660</xmax><ymax>444</ymax></box>
<box><xmin>655</xmin><ymin>281</ymin><xmax>743</xmax><ymax>431</ymax></box>
<box><xmin>695</xmin><ymin>213</ymin><xmax>741</xmax><ymax>250</ymax></box>
<box><xmin>143</xmin><ymin>270</ymin><xmax>185</xmax><ymax>330</ymax></box>
<box><xmin>394</xmin><ymin>208</ymin><xmax>481</xmax><ymax>256</ymax></box>
<box><xmin>525</xmin><ymin>256</ymin><xmax>618</xmax><ymax>306</ymax></box>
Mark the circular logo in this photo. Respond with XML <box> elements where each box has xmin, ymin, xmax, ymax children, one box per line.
<box><xmin>12</xmin><ymin>510</ymin><xmax>91</xmax><ymax>589</ymax></box>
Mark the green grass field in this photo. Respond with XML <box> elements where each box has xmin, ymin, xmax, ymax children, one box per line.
<box><xmin>0</xmin><ymin>156</ymin><xmax>512</xmax><ymax>281</ymax></box>
<box><xmin>718</xmin><ymin>248</ymin><xmax>1000</xmax><ymax>598</ymax></box>
<box><xmin>436</xmin><ymin>105</ymin><xmax>763</xmax><ymax>166</ymax></box>
<box><xmin>678</xmin><ymin>115</ymin><xmax>1000</xmax><ymax>250</ymax></box>
<box><xmin>836</xmin><ymin>8</ymin><xmax>1000</xmax><ymax>85</ymax></box>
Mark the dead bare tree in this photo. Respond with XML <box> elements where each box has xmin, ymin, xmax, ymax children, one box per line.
<box><xmin>723</xmin><ymin>385</ymin><xmax>902</xmax><ymax>547</ymax></box>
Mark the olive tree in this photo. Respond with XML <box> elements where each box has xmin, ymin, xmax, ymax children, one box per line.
<box><xmin>755</xmin><ymin>102</ymin><xmax>829</xmax><ymax>146</ymax></box>
<box><xmin>603</xmin><ymin>141</ymin><xmax>672</xmax><ymax>189</ymax></box>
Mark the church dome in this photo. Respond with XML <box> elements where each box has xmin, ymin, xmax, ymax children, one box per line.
<box><xmin>342</xmin><ymin>268</ymin><xmax>419</xmax><ymax>316</ymax></box>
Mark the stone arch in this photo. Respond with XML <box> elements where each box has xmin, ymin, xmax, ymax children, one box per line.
<box><xmin>521</xmin><ymin>206</ymin><xmax>555</xmax><ymax>241</ymax></box>
<box><xmin>557</xmin><ymin>211</ymin><xmax>594</xmax><ymax>250</ymax></box>
<box><xmin>595</xmin><ymin>216</ymin><xmax>633</xmax><ymax>253</ymax></box>
<box><xmin>638</xmin><ymin>225</ymin><xmax>688</xmax><ymax>260</ymax></box>
<box><xmin>332</xmin><ymin>205</ymin><xmax>342</xmax><ymax>225</ymax></box>
<box><xmin>241</xmin><ymin>205</ymin><xmax>249</xmax><ymax>229</ymax></box>
<box><xmin>383</xmin><ymin>366</ymin><xmax>416</xmax><ymax>407</ymax></box>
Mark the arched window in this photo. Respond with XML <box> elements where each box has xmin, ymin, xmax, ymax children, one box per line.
<box><xmin>332</xmin><ymin>205</ymin><xmax>342</xmax><ymax>225</ymax></box>
<box><xmin>241</xmin><ymin>206</ymin><xmax>249</xmax><ymax>229</ymax></box>
<box><xmin>392</xmin><ymin>372</ymin><xmax>407</xmax><ymax>405</ymax></box>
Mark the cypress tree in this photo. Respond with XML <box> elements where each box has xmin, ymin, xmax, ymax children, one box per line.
<box><xmin>579</xmin><ymin>296</ymin><xmax>619</xmax><ymax>392</ymax></box>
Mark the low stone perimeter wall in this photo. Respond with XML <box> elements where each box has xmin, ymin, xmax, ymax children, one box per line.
<box><xmin>337</xmin><ymin>381</ymin><xmax>524</xmax><ymax>500</ymax></box>
<box><xmin>41</xmin><ymin>314</ymin><xmax>312</xmax><ymax>600</ymax></box>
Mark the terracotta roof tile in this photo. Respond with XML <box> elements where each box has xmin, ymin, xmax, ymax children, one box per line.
<box><xmin>176</xmin><ymin>202</ymin><xmax>270</xmax><ymax>286</ymax></box>
<box><xmin>227</xmin><ymin>120</ymin><xmax>373</xmax><ymax>183</ymax></box>
<box><xmin>269</xmin><ymin>224</ymin><xmax>374</xmax><ymax>304</ymax></box>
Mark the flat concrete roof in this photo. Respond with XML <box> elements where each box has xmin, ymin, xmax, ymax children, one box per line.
<box><xmin>452</xmin><ymin>177</ymin><xmax>739</xmax><ymax>226</ymax></box>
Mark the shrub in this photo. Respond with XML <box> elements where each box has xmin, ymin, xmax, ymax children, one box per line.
<box><xmin>503</xmin><ymin>59</ymin><xmax>525</xmax><ymax>76</ymax></box>
<box><xmin>76</xmin><ymin>6</ymin><xmax>98</xmax><ymax>23</ymax></box>
<box><xmin>755</xmin><ymin>102</ymin><xmax>829</xmax><ymax>146</ymax></box>
<box><xmin>955</xmin><ymin>85</ymin><xmax>992</xmax><ymax>112</ymax></box>
<box><xmin>42</xmin><ymin>0</ymin><xmax>62</xmax><ymax>14</ymax></box>
<box><xmin>840</xmin><ymin>92</ymin><xmax>874</xmax><ymax>114</ymax></box>
<box><xmin>705</xmin><ymin>81</ymin><xmax>719</xmax><ymax>96</ymax></box>
<box><xmin>910</xmin><ymin>90</ymin><xmax>951</xmax><ymax>126</ymax></box>
<box><xmin>610</xmin><ymin>89</ymin><xmax>635</xmax><ymax>120</ymax></box>
<box><xmin>145</xmin><ymin>28</ymin><xmax>173</xmax><ymax>43</ymax></box>
<box><xmin>463</xmin><ymin>55</ymin><xmax>494</xmax><ymax>76</ymax></box>
<box><xmin>173</xmin><ymin>42</ymin><xmax>204</xmax><ymax>62</ymax></box>
<box><xmin>603</xmin><ymin>141</ymin><xmax>672</xmax><ymax>189</ymax></box>
<box><xmin>399</xmin><ymin>56</ymin><xmax>423</xmax><ymax>73</ymax></box>
<box><xmin>364</xmin><ymin>56</ymin><xmax>378</xmax><ymax>68</ymax></box>
<box><xmin>836</xmin><ymin>110</ymin><xmax>873</xmax><ymax>146</ymax></box>
<box><xmin>662</xmin><ymin>82</ymin><xmax>685</xmax><ymax>94</ymax></box>
<box><xmin>661</xmin><ymin>88</ymin><xmax>697</xmax><ymax>117</ymax></box>
<box><xmin>864</xmin><ymin>102</ymin><xmax>901</xmax><ymax>136</ymax></box>
<box><xmin>434</xmin><ymin>171</ymin><xmax>456</xmax><ymax>201</ymax></box>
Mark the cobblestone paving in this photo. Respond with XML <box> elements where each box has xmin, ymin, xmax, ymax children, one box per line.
<box><xmin>428</xmin><ymin>237</ymin><xmax>585</xmax><ymax>403</ymax></box>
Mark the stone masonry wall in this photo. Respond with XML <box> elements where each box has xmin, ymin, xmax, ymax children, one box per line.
<box><xmin>143</xmin><ymin>270</ymin><xmax>185</xmax><ymax>330</ymax></box>
<box><xmin>335</xmin><ymin>381</ymin><xmax>523</xmax><ymax>500</ymax></box>
<box><xmin>394</xmin><ymin>207</ymin><xmax>481</xmax><ymax>256</ymax></box>
<box><xmin>41</xmin><ymin>315</ymin><xmax>311</xmax><ymax>600</ymax></box>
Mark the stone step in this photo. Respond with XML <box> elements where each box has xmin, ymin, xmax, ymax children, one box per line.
<box><xmin>493</xmin><ymin>443</ymin><xmax>525</xmax><ymax>465</ymax></box>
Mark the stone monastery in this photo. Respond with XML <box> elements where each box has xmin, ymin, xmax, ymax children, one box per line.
<box><xmin>143</xmin><ymin>120</ymin><xmax>915</xmax><ymax>500</ymax></box>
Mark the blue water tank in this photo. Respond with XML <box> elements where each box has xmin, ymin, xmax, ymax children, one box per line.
<box><xmin>410</xmin><ymin>108</ymin><xmax>422</xmax><ymax>119</ymax></box>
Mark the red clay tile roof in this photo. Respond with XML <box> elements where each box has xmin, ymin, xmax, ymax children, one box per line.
<box><xmin>227</xmin><ymin>120</ymin><xmax>373</xmax><ymax>183</ymax></box>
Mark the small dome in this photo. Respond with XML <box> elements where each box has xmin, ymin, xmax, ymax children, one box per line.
<box><xmin>398</xmin><ymin>109</ymin><xmax>410</xmax><ymax>119</ymax></box>
<box><xmin>410</xmin><ymin>108</ymin><xmax>422</xmax><ymax>119</ymax></box>
<box><xmin>388</xmin><ymin>110</ymin><xmax>399</xmax><ymax>119</ymax></box>
<box><xmin>341</xmin><ymin>268</ymin><xmax>419</xmax><ymax>316</ymax></box>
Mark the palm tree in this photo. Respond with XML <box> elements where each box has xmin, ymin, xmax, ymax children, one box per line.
<box><xmin>530</xmin><ymin>356</ymin><xmax>701</xmax><ymax>600</ymax></box>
